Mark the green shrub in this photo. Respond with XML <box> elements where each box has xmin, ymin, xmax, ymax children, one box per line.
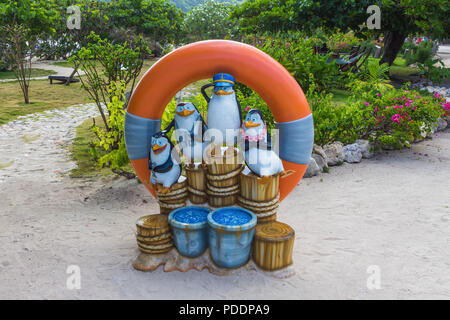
<box><xmin>405</xmin><ymin>41</ymin><xmax>433</xmax><ymax>66</ymax></box>
<box><xmin>90</xmin><ymin>82</ymin><xmax>132</xmax><ymax>177</ymax></box>
<box><xmin>257</xmin><ymin>34</ymin><xmax>348</xmax><ymax>93</ymax></box>
<box><xmin>417</xmin><ymin>58</ymin><xmax>450</xmax><ymax>84</ymax></box>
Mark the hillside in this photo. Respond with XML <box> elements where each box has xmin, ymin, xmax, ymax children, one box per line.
<box><xmin>170</xmin><ymin>0</ymin><xmax>244</xmax><ymax>11</ymax></box>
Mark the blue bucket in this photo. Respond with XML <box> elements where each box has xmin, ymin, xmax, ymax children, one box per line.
<box><xmin>169</xmin><ymin>206</ymin><xmax>211</xmax><ymax>258</ymax></box>
<box><xmin>207</xmin><ymin>207</ymin><xmax>257</xmax><ymax>268</ymax></box>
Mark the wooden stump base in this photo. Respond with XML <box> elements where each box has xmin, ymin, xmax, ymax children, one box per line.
<box><xmin>132</xmin><ymin>248</ymin><xmax>295</xmax><ymax>278</ymax></box>
<box><xmin>253</xmin><ymin>222</ymin><xmax>295</xmax><ymax>271</ymax></box>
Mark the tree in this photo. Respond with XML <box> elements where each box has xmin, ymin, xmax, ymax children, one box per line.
<box><xmin>37</xmin><ymin>0</ymin><xmax>111</xmax><ymax>60</ymax></box>
<box><xmin>182</xmin><ymin>0</ymin><xmax>239</xmax><ymax>41</ymax></box>
<box><xmin>69</xmin><ymin>32</ymin><xmax>150</xmax><ymax>131</ymax></box>
<box><xmin>0</xmin><ymin>0</ymin><xmax>58</xmax><ymax>103</ymax></box>
<box><xmin>231</xmin><ymin>0</ymin><xmax>450</xmax><ymax>66</ymax></box>
<box><xmin>107</xmin><ymin>0</ymin><xmax>184</xmax><ymax>45</ymax></box>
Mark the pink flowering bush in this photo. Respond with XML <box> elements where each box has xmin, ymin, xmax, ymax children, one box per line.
<box><xmin>345</xmin><ymin>81</ymin><xmax>444</xmax><ymax>149</ymax></box>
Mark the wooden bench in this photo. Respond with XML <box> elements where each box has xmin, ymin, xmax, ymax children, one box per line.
<box><xmin>48</xmin><ymin>75</ymin><xmax>80</xmax><ymax>84</ymax></box>
<box><xmin>48</xmin><ymin>65</ymin><xmax>80</xmax><ymax>85</ymax></box>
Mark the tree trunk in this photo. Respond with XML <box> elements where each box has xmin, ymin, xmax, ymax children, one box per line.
<box><xmin>380</xmin><ymin>30</ymin><xmax>407</xmax><ymax>66</ymax></box>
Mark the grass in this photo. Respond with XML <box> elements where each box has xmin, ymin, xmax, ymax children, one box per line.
<box><xmin>69</xmin><ymin>116</ymin><xmax>111</xmax><ymax>178</ymax></box>
<box><xmin>0</xmin><ymin>68</ymin><xmax>56</xmax><ymax>80</ymax></box>
<box><xmin>389</xmin><ymin>57</ymin><xmax>420</xmax><ymax>78</ymax></box>
<box><xmin>0</xmin><ymin>79</ymin><xmax>92</xmax><ymax>125</ymax></box>
<box><xmin>365</xmin><ymin>56</ymin><xmax>419</xmax><ymax>79</ymax></box>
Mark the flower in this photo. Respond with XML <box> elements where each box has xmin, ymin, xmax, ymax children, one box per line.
<box><xmin>245</xmin><ymin>105</ymin><xmax>251</xmax><ymax>111</ymax></box>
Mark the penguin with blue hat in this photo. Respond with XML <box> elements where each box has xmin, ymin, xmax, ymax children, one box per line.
<box><xmin>201</xmin><ymin>73</ymin><xmax>242</xmax><ymax>147</ymax></box>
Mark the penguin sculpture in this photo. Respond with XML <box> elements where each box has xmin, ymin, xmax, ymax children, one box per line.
<box><xmin>242</xmin><ymin>109</ymin><xmax>288</xmax><ymax>181</ymax></box>
<box><xmin>165</xmin><ymin>102</ymin><xmax>208</xmax><ymax>166</ymax></box>
<box><xmin>148</xmin><ymin>130</ymin><xmax>181</xmax><ymax>193</ymax></box>
<box><xmin>201</xmin><ymin>73</ymin><xmax>242</xmax><ymax>147</ymax></box>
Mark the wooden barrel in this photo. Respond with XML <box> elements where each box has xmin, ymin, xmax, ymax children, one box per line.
<box><xmin>156</xmin><ymin>180</ymin><xmax>187</xmax><ymax>214</ymax></box>
<box><xmin>252</xmin><ymin>221</ymin><xmax>295</xmax><ymax>271</ymax></box>
<box><xmin>238</xmin><ymin>172</ymin><xmax>279</xmax><ymax>224</ymax></box>
<box><xmin>206</xmin><ymin>183</ymin><xmax>240</xmax><ymax>207</ymax></box>
<box><xmin>185</xmin><ymin>165</ymin><xmax>207</xmax><ymax>204</ymax></box>
<box><xmin>136</xmin><ymin>214</ymin><xmax>174</xmax><ymax>254</ymax></box>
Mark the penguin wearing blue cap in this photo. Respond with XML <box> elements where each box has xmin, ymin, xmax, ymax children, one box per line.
<box><xmin>242</xmin><ymin>109</ymin><xmax>290</xmax><ymax>182</ymax></box>
<box><xmin>164</xmin><ymin>102</ymin><xmax>208</xmax><ymax>166</ymax></box>
<box><xmin>201</xmin><ymin>73</ymin><xmax>242</xmax><ymax>146</ymax></box>
<box><xmin>148</xmin><ymin>130</ymin><xmax>181</xmax><ymax>193</ymax></box>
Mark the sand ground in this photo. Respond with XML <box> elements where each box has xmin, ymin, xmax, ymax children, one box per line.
<box><xmin>1</xmin><ymin>109</ymin><xmax>450</xmax><ymax>299</ymax></box>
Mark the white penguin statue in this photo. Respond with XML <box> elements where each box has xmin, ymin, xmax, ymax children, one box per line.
<box><xmin>201</xmin><ymin>73</ymin><xmax>242</xmax><ymax>147</ymax></box>
<box><xmin>165</xmin><ymin>102</ymin><xmax>208</xmax><ymax>166</ymax></box>
<box><xmin>242</xmin><ymin>109</ymin><xmax>286</xmax><ymax>181</ymax></box>
<box><xmin>148</xmin><ymin>131</ymin><xmax>181</xmax><ymax>193</ymax></box>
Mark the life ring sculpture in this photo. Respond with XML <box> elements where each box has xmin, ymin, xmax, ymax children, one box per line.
<box><xmin>125</xmin><ymin>40</ymin><xmax>314</xmax><ymax>202</ymax></box>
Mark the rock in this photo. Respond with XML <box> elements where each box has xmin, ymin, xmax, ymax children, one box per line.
<box><xmin>303</xmin><ymin>157</ymin><xmax>321</xmax><ymax>178</ymax></box>
<box><xmin>355</xmin><ymin>139</ymin><xmax>374</xmax><ymax>159</ymax></box>
<box><xmin>311</xmin><ymin>153</ymin><xmax>328</xmax><ymax>172</ymax></box>
<box><xmin>313</xmin><ymin>144</ymin><xmax>328</xmax><ymax>161</ymax></box>
<box><xmin>323</xmin><ymin>142</ymin><xmax>344</xmax><ymax>166</ymax></box>
<box><xmin>436</xmin><ymin>118</ymin><xmax>448</xmax><ymax>131</ymax></box>
<box><xmin>343</xmin><ymin>143</ymin><xmax>363</xmax><ymax>163</ymax></box>
<box><xmin>420</xmin><ymin>122</ymin><xmax>436</xmax><ymax>139</ymax></box>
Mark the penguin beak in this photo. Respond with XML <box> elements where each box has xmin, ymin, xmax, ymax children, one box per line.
<box><xmin>176</xmin><ymin>109</ymin><xmax>195</xmax><ymax>117</ymax></box>
<box><xmin>152</xmin><ymin>144</ymin><xmax>167</xmax><ymax>154</ymax></box>
<box><xmin>215</xmin><ymin>89</ymin><xmax>233</xmax><ymax>96</ymax></box>
<box><xmin>245</xmin><ymin>120</ymin><xmax>261</xmax><ymax>128</ymax></box>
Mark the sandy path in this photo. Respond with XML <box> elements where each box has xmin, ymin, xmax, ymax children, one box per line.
<box><xmin>0</xmin><ymin>60</ymin><xmax>85</xmax><ymax>83</ymax></box>
<box><xmin>437</xmin><ymin>45</ymin><xmax>450</xmax><ymax>68</ymax></box>
<box><xmin>1</xmin><ymin>106</ymin><xmax>450</xmax><ymax>299</ymax></box>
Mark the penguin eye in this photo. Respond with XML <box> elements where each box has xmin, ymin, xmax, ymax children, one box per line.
<box><xmin>158</xmin><ymin>139</ymin><xmax>164</xmax><ymax>145</ymax></box>
<box><xmin>186</xmin><ymin>105</ymin><xmax>193</xmax><ymax>111</ymax></box>
<box><xmin>152</xmin><ymin>139</ymin><xmax>156</xmax><ymax>145</ymax></box>
<box><xmin>246</xmin><ymin>116</ymin><xmax>250</xmax><ymax>121</ymax></box>
<box><xmin>252</xmin><ymin>117</ymin><xmax>257</xmax><ymax>122</ymax></box>
<box><xmin>176</xmin><ymin>106</ymin><xmax>183</xmax><ymax>112</ymax></box>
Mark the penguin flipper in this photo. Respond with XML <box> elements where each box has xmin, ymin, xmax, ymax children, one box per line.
<box><xmin>236</xmin><ymin>97</ymin><xmax>243</xmax><ymax>126</ymax></box>
<box><xmin>163</xmin><ymin>119</ymin><xmax>175</xmax><ymax>133</ymax></box>
<box><xmin>201</xmin><ymin>83</ymin><xmax>214</xmax><ymax>103</ymax></box>
<box><xmin>148</xmin><ymin>151</ymin><xmax>152</xmax><ymax>170</ymax></box>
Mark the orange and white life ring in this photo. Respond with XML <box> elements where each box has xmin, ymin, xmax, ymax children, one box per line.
<box><xmin>125</xmin><ymin>40</ymin><xmax>314</xmax><ymax>201</ymax></box>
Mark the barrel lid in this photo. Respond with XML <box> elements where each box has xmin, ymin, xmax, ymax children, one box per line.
<box><xmin>255</xmin><ymin>221</ymin><xmax>295</xmax><ymax>242</ymax></box>
<box><xmin>136</xmin><ymin>214</ymin><xmax>169</xmax><ymax>230</ymax></box>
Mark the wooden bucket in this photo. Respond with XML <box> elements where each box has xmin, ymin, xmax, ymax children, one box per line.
<box><xmin>252</xmin><ymin>221</ymin><xmax>295</xmax><ymax>271</ymax></box>
<box><xmin>239</xmin><ymin>172</ymin><xmax>279</xmax><ymax>202</ymax></box>
<box><xmin>205</xmin><ymin>146</ymin><xmax>243</xmax><ymax>188</ymax></box>
<box><xmin>156</xmin><ymin>180</ymin><xmax>187</xmax><ymax>214</ymax></box>
<box><xmin>185</xmin><ymin>165</ymin><xmax>207</xmax><ymax>204</ymax></box>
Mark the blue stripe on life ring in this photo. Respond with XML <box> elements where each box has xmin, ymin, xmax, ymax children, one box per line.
<box><xmin>125</xmin><ymin>112</ymin><xmax>161</xmax><ymax>160</ymax></box>
<box><xmin>275</xmin><ymin>114</ymin><xmax>314</xmax><ymax>165</ymax></box>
